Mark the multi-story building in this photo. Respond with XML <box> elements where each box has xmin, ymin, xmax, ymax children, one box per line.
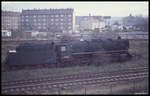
<box><xmin>2</xmin><ymin>11</ymin><xmax>21</xmax><ymax>38</ymax></box>
<box><xmin>21</xmin><ymin>9</ymin><xmax>73</xmax><ymax>34</ymax></box>
<box><xmin>2</xmin><ymin>11</ymin><xmax>21</xmax><ymax>31</ymax></box>
<box><xmin>122</xmin><ymin>14</ymin><xmax>148</xmax><ymax>31</ymax></box>
<box><xmin>75</xmin><ymin>15</ymin><xmax>111</xmax><ymax>32</ymax></box>
<box><xmin>122</xmin><ymin>14</ymin><xmax>137</xmax><ymax>26</ymax></box>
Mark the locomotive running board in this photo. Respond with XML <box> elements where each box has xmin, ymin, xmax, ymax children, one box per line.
<box><xmin>72</xmin><ymin>50</ymin><xmax>128</xmax><ymax>55</ymax></box>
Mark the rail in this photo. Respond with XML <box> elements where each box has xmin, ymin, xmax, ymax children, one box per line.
<box><xmin>2</xmin><ymin>67</ymin><xmax>148</xmax><ymax>94</ymax></box>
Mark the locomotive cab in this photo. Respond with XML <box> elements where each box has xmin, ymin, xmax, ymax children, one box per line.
<box><xmin>56</xmin><ymin>43</ymin><xmax>72</xmax><ymax>62</ymax></box>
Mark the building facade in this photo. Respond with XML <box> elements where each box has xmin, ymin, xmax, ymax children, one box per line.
<box><xmin>76</xmin><ymin>16</ymin><xmax>111</xmax><ymax>31</ymax></box>
<box><xmin>20</xmin><ymin>9</ymin><xmax>73</xmax><ymax>34</ymax></box>
<box><xmin>2</xmin><ymin>11</ymin><xmax>21</xmax><ymax>31</ymax></box>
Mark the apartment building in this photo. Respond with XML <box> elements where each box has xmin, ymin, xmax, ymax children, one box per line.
<box><xmin>2</xmin><ymin>11</ymin><xmax>21</xmax><ymax>31</ymax></box>
<box><xmin>21</xmin><ymin>8</ymin><xmax>73</xmax><ymax>34</ymax></box>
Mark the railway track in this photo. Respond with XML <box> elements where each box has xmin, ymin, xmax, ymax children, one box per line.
<box><xmin>2</xmin><ymin>67</ymin><xmax>148</xmax><ymax>94</ymax></box>
<box><xmin>2</xmin><ymin>67</ymin><xmax>148</xmax><ymax>87</ymax></box>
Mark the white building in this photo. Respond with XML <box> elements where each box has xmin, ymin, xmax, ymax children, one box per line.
<box><xmin>79</xmin><ymin>16</ymin><xmax>106</xmax><ymax>31</ymax></box>
<box><xmin>2</xmin><ymin>30</ymin><xmax>11</xmax><ymax>37</ymax></box>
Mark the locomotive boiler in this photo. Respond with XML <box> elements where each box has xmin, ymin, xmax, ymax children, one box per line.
<box><xmin>4</xmin><ymin>39</ymin><xmax>132</xmax><ymax>70</ymax></box>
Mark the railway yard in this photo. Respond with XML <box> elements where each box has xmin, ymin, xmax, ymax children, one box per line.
<box><xmin>1</xmin><ymin>1</ymin><xmax>149</xmax><ymax>94</ymax></box>
<box><xmin>1</xmin><ymin>39</ymin><xmax>149</xmax><ymax>94</ymax></box>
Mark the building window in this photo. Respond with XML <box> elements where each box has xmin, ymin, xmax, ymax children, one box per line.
<box><xmin>31</xmin><ymin>15</ymin><xmax>34</xmax><ymax>18</ymax></box>
<box><xmin>51</xmin><ymin>19</ymin><xmax>54</xmax><ymax>21</ymax></box>
<box><xmin>51</xmin><ymin>23</ymin><xmax>54</xmax><ymax>25</ymax></box>
<box><xmin>60</xmin><ymin>23</ymin><xmax>63</xmax><ymax>25</ymax></box>
<box><xmin>55</xmin><ymin>23</ymin><xmax>59</xmax><ymax>25</ymax></box>
<box><xmin>55</xmin><ymin>15</ymin><xmax>59</xmax><ymax>17</ymax></box>
<box><xmin>43</xmin><ymin>19</ymin><xmax>46</xmax><ymax>21</ymax></box>
<box><xmin>38</xmin><ymin>15</ymin><xmax>41</xmax><ymax>17</ymax></box>
<box><xmin>28</xmin><ymin>16</ymin><xmax>31</xmax><ymax>18</ymax></box>
<box><xmin>60</xmin><ymin>26</ymin><xmax>63</xmax><ymax>29</ymax></box>
<box><xmin>60</xmin><ymin>15</ymin><xmax>64</xmax><ymax>17</ymax></box>
<box><xmin>34</xmin><ymin>23</ymin><xmax>37</xmax><ymax>26</ymax></box>
<box><xmin>68</xmin><ymin>15</ymin><xmax>72</xmax><ymax>17</ymax></box>
<box><xmin>68</xmin><ymin>26</ymin><xmax>72</xmax><ymax>29</ymax></box>
<box><xmin>43</xmin><ymin>23</ymin><xmax>46</xmax><ymax>25</ymax></box>
<box><xmin>60</xmin><ymin>19</ymin><xmax>63</xmax><ymax>21</ymax></box>
<box><xmin>68</xmin><ymin>23</ymin><xmax>72</xmax><ymax>25</ymax></box>
<box><xmin>33</xmin><ymin>19</ymin><xmax>36</xmax><ymax>22</ymax></box>
<box><xmin>68</xmin><ymin>19</ymin><xmax>72</xmax><ymax>21</ymax></box>
<box><xmin>21</xmin><ymin>16</ymin><xmax>24</xmax><ymax>18</ymax></box>
<box><xmin>61</xmin><ymin>46</ymin><xmax>66</xmax><ymax>52</ymax></box>
<box><xmin>43</xmin><ymin>26</ymin><xmax>46</xmax><ymax>29</ymax></box>
<box><xmin>55</xmin><ymin>19</ymin><xmax>59</xmax><ymax>21</ymax></box>
<box><xmin>25</xmin><ymin>19</ymin><xmax>29</xmax><ymax>21</ymax></box>
<box><xmin>51</xmin><ymin>15</ymin><xmax>54</xmax><ymax>17</ymax></box>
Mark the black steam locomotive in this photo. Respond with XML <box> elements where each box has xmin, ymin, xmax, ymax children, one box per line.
<box><xmin>4</xmin><ymin>39</ymin><xmax>132</xmax><ymax>70</ymax></box>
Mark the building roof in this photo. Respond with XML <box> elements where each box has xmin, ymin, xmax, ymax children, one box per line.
<box><xmin>2</xmin><ymin>11</ymin><xmax>21</xmax><ymax>16</ymax></box>
<box><xmin>21</xmin><ymin>8</ymin><xmax>74</xmax><ymax>15</ymax></box>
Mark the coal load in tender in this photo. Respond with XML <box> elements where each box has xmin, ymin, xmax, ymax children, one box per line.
<box><xmin>16</xmin><ymin>43</ymin><xmax>52</xmax><ymax>51</ymax></box>
<box><xmin>8</xmin><ymin>43</ymin><xmax>57</xmax><ymax>66</ymax></box>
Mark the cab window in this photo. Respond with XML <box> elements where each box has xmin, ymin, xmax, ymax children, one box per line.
<box><xmin>61</xmin><ymin>46</ymin><xmax>66</xmax><ymax>52</ymax></box>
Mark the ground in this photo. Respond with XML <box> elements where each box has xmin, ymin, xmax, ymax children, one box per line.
<box><xmin>1</xmin><ymin>39</ymin><xmax>149</xmax><ymax>94</ymax></box>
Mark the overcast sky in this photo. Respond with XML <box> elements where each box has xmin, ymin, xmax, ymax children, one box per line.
<box><xmin>2</xmin><ymin>1</ymin><xmax>149</xmax><ymax>17</ymax></box>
